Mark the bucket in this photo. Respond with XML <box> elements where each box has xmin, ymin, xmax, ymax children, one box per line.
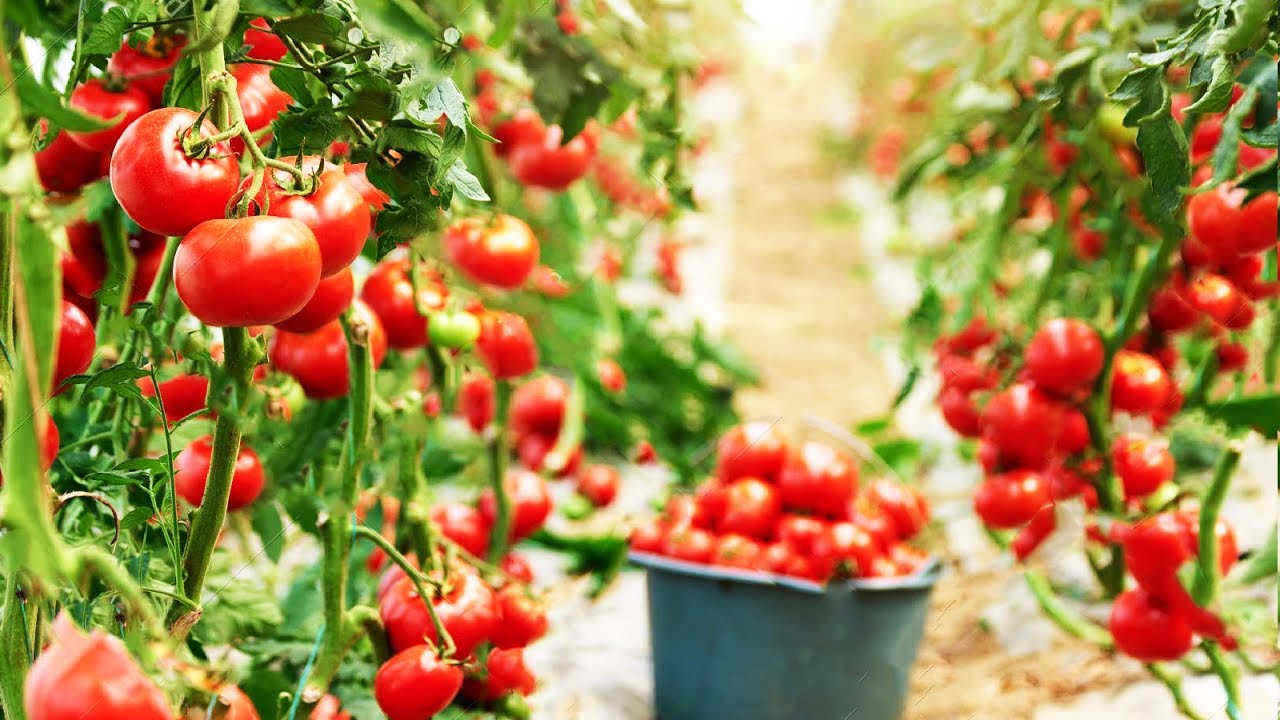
<box><xmin>632</xmin><ymin>551</ymin><xmax>942</xmax><ymax>720</ymax></box>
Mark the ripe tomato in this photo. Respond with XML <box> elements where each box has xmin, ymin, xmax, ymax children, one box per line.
<box><xmin>776</xmin><ymin>514</ymin><xmax>827</xmax><ymax>554</ymax></box>
<box><xmin>1109</xmin><ymin>588</ymin><xmax>1193</xmax><ymax>662</ymax></box>
<box><xmin>595</xmin><ymin>357</ymin><xmax>626</xmax><ymax>393</ymax></box>
<box><xmin>863</xmin><ymin>481</ymin><xmax>929</xmax><ymax>540</ymax></box>
<box><xmin>344</xmin><ymin>162</ymin><xmax>391</xmax><ymax>212</ymax></box>
<box><xmin>107</xmin><ymin>35</ymin><xmax>185</xmax><ymax>104</ymax></box>
<box><xmin>244</xmin><ymin>18</ymin><xmax>287</xmax><ymax>61</ymax></box>
<box><xmin>983</xmin><ymin>383</ymin><xmax>1089</xmax><ymax>468</ymax></box>
<box><xmin>1024</xmin><ymin>318</ymin><xmax>1104</xmax><ymax>395</ymax></box>
<box><xmin>715</xmin><ymin>422</ymin><xmax>789</xmax><ymax>483</ymax></box>
<box><xmin>1148</xmin><ymin>285</ymin><xmax>1200</xmax><ymax>332</ymax></box>
<box><xmin>214</xmin><ymin>686</ymin><xmax>259</xmax><ymax>720</ymax></box>
<box><xmin>480</xmin><ymin>469</ymin><xmax>552</xmax><ymax>542</ymax></box>
<box><xmin>176</xmin><ymin>217</ymin><xmax>321</xmax><ymax>326</ymax></box>
<box><xmin>111</xmin><ymin>108</ymin><xmax>241</xmax><ymax>236</ymax></box>
<box><xmin>374</xmin><ymin>645</ymin><xmax>463</xmax><ymax>720</ymax></box>
<box><xmin>458</xmin><ymin>371</ymin><xmax>496</xmax><ymax>432</ymax></box>
<box><xmin>430</xmin><ymin>502</ymin><xmax>491</xmax><ymax>557</ymax></box>
<box><xmin>776</xmin><ymin>442</ymin><xmax>858</xmax><ymax>518</ymax></box>
<box><xmin>531</xmin><ymin>265</ymin><xmax>572</xmax><ymax>297</ymax></box>
<box><xmin>1187</xmin><ymin>273</ymin><xmax>1253</xmax><ymax>330</ymax></box>
<box><xmin>1112</xmin><ymin>435</ymin><xmax>1175</xmax><ymax>499</ymax></box>
<box><xmin>229</xmin><ymin>64</ymin><xmax>291</xmax><ymax>154</ymax></box>
<box><xmin>62</xmin><ymin>222</ymin><xmax>166</xmax><ymax>305</ymax></box>
<box><xmin>67</xmin><ymin>80</ymin><xmax>150</xmax><ymax>153</ymax></box>
<box><xmin>475</xmin><ymin>312</ymin><xmax>538</xmax><ymax>380</ymax></box>
<box><xmin>492</xmin><ymin>110</ymin><xmax>546</xmax><ymax>158</ymax></box>
<box><xmin>847</xmin><ymin>497</ymin><xmax>899</xmax><ymax>549</ymax></box>
<box><xmin>35</xmin><ymin>124</ymin><xmax>105</xmax><ymax>193</ymax></box>
<box><xmin>509</xmin><ymin>124</ymin><xmax>598</xmax><ymax>190</ymax></box>
<box><xmin>137</xmin><ymin>373</ymin><xmax>209</xmax><ymax>424</ymax></box>
<box><xmin>1011</xmin><ymin>505</ymin><xmax>1056</xmax><ymax>561</ymax></box>
<box><xmin>628</xmin><ymin>519</ymin><xmax>666</xmax><ymax>554</ymax></box>
<box><xmin>973</xmin><ymin>470</ymin><xmax>1050</xmax><ymax>529</ymax></box>
<box><xmin>577</xmin><ymin>464</ymin><xmax>620</xmax><ymax>507</ymax></box>
<box><xmin>1110</xmin><ymin>350</ymin><xmax>1173</xmax><ymax>416</ymax></box>
<box><xmin>268</xmin><ymin>299</ymin><xmax>388</xmax><ymax>398</ymax></box>
<box><xmin>501</xmin><ymin>553</ymin><xmax>535</xmax><ymax>584</ymax></box>
<box><xmin>1226</xmin><ymin>253</ymin><xmax>1279</xmax><ymax>300</ymax></box>
<box><xmin>662</xmin><ymin>525</ymin><xmax>715</xmax><ymax>563</ymax></box>
<box><xmin>491</xmin><ymin>585</ymin><xmax>548</xmax><ymax>649</ymax></box>
<box><xmin>718</xmin><ymin>477</ymin><xmax>781</xmax><ymax>539</ymax></box>
<box><xmin>939</xmin><ymin>386</ymin><xmax>982</xmax><ymax>437</ymax></box>
<box><xmin>309</xmin><ymin>695</ymin><xmax>350</xmax><ymax>720</ymax></box>
<box><xmin>360</xmin><ymin>257</ymin><xmax>447</xmax><ymax>349</ymax></box>
<box><xmin>1187</xmin><ymin>181</ymin><xmax>1277</xmax><ymax>256</ymax></box>
<box><xmin>444</xmin><ymin>214</ymin><xmax>540</xmax><ymax>289</ymax></box>
<box><xmin>1118</xmin><ymin>512</ymin><xmax>1195</xmax><ymax>589</ymax></box>
<box><xmin>54</xmin><ymin>299</ymin><xmax>95</xmax><ymax>390</ymax></box>
<box><xmin>461</xmin><ymin>648</ymin><xmax>537</xmax><ymax>703</ymax></box>
<box><xmin>24</xmin><ymin>613</ymin><xmax>173</xmax><ymax>720</ymax></box>
<box><xmin>517</xmin><ymin>434</ymin><xmax>582</xmax><ymax>477</ymax></box>
<box><xmin>173</xmin><ymin>435</ymin><xmax>265</xmax><ymax>510</ymax></box>
<box><xmin>258</xmin><ymin>158</ymin><xmax>371</xmax><ymax>277</ymax></box>
<box><xmin>936</xmin><ymin>354</ymin><xmax>998</xmax><ymax>392</ymax></box>
<box><xmin>935</xmin><ymin>316</ymin><xmax>997</xmax><ymax>356</ymax></box>
<box><xmin>712</xmin><ymin>534</ymin><xmax>766</xmax><ymax>570</ymax></box>
<box><xmin>379</xmin><ymin>571</ymin><xmax>501</xmax><ymax>657</ymax></box>
<box><xmin>510</xmin><ymin>375</ymin><xmax>569</xmax><ymax>437</ymax></box>
<box><xmin>274</xmin><ymin>266</ymin><xmax>354</xmax><ymax>333</ymax></box>
<box><xmin>810</xmin><ymin>521</ymin><xmax>878</xmax><ymax>579</ymax></box>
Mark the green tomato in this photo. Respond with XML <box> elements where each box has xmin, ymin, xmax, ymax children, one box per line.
<box><xmin>428</xmin><ymin>310</ymin><xmax>481</xmax><ymax>349</ymax></box>
<box><xmin>1098</xmin><ymin>103</ymin><xmax>1137</xmax><ymax>146</ymax></box>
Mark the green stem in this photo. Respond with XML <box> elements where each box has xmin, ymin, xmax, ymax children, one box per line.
<box><xmin>1148</xmin><ymin>664</ymin><xmax>1205</xmax><ymax>720</ymax></box>
<box><xmin>1264</xmin><ymin>300</ymin><xmax>1279</xmax><ymax>384</ymax></box>
<box><xmin>1192</xmin><ymin>446</ymin><xmax>1241</xmax><ymax>606</ymax></box>
<box><xmin>351</xmin><ymin>525</ymin><xmax>453</xmax><ymax>655</ymax></box>
<box><xmin>347</xmin><ymin>605</ymin><xmax>390</xmax><ymax>664</ymax></box>
<box><xmin>958</xmin><ymin>174</ymin><xmax>1026</xmax><ymax>325</ymax></box>
<box><xmin>167</xmin><ymin>327</ymin><xmax>255</xmax><ymax>631</ymax></box>
<box><xmin>486</xmin><ymin>381</ymin><xmax>514</xmax><ymax>563</ymax></box>
<box><xmin>1026</xmin><ymin>185</ymin><xmax>1074</xmax><ymax>323</ymax></box>
<box><xmin>0</xmin><ymin>577</ymin><xmax>31</xmax><ymax>720</ymax></box>
<box><xmin>74</xmin><ymin>547</ymin><xmax>159</xmax><ymax>634</ymax></box>
<box><xmin>1024</xmin><ymin>571</ymin><xmax>1114</xmax><ymax>647</ymax></box>
<box><xmin>1203</xmin><ymin>643</ymin><xmax>1242</xmax><ymax>720</ymax></box>
<box><xmin>543</xmin><ymin>375</ymin><xmax>583</xmax><ymax>475</ymax></box>
<box><xmin>398</xmin><ymin>439</ymin><xmax>439</xmax><ymax>572</ymax></box>
<box><xmin>147</xmin><ymin>367</ymin><xmax>185</xmax><ymax>603</ymax></box>
<box><xmin>0</xmin><ymin>205</ymin><xmax>13</xmax><ymax>365</ymax></box>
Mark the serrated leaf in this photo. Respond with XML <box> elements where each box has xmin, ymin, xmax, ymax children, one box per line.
<box><xmin>272</xmin><ymin>105</ymin><xmax>342</xmax><ymax>154</ymax></box>
<box><xmin>81</xmin><ymin>7</ymin><xmax>132</xmax><ymax>57</ymax></box>
<box><xmin>419</xmin><ymin>78</ymin><xmax>467</xmax><ymax>128</ymax></box>
<box><xmin>344</xmin><ymin>74</ymin><xmax>399</xmax><ymax>121</ymax></box>
<box><xmin>1111</xmin><ymin>66</ymin><xmax>1161</xmax><ymax>101</ymax></box>
<box><xmin>17</xmin><ymin>74</ymin><xmax>115</xmax><ymax>132</ymax></box>
<box><xmin>1123</xmin><ymin>74</ymin><xmax>1166</xmax><ymax>126</ymax></box>
<box><xmin>1183</xmin><ymin>56</ymin><xmax>1234</xmax><ymax>114</ymax></box>
<box><xmin>84</xmin><ymin>471</ymin><xmax>141</xmax><ymax>487</ymax></box>
<box><xmin>444</xmin><ymin>159</ymin><xmax>490</xmax><ymax>202</ymax></box>
<box><xmin>269</xmin><ymin>66</ymin><xmax>316</xmax><ymax>107</ymax></box>
<box><xmin>435</xmin><ymin>123</ymin><xmax>466</xmax><ymax>183</ymax></box>
<box><xmin>120</xmin><ymin>507</ymin><xmax>154</xmax><ymax>530</ymax></box>
<box><xmin>272</xmin><ymin>14</ymin><xmax>345</xmax><ymax>44</ymax></box>
<box><xmin>79</xmin><ymin>363</ymin><xmax>152</xmax><ymax>400</ymax></box>
<box><xmin>1136</xmin><ymin>114</ymin><xmax>1190</xmax><ymax>214</ymax></box>
<box><xmin>380</xmin><ymin>125</ymin><xmax>443</xmax><ymax>155</ymax></box>
<box><xmin>1203</xmin><ymin>393</ymin><xmax>1280</xmax><ymax>434</ymax></box>
<box><xmin>115</xmin><ymin>457</ymin><xmax>168</xmax><ymax>475</ymax></box>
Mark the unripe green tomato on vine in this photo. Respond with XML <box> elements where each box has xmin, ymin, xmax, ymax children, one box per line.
<box><xmin>1097</xmin><ymin>103</ymin><xmax>1137</xmax><ymax>146</ymax></box>
<box><xmin>429</xmin><ymin>310</ymin><xmax>482</xmax><ymax>349</ymax></box>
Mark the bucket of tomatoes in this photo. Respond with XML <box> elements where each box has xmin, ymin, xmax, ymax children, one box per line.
<box><xmin>628</xmin><ymin>421</ymin><xmax>939</xmax><ymax>720</ymax></box>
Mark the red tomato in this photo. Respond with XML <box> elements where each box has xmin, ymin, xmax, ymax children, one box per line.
<box><xmin>1011</xmin><ymin>505</ymin><xmax>1056</xmax><ymax>561</ymax></box>
<box><xmin>490</xmin><ymin>585</ymin><xmax>548</xmax><ymax>649</ymax></box>
<box><xmin>712</xmin><ymin>534</ymin><xmax>765</xmax><ymax>570</ymax></box>
<box><xmin>1047</xmin><ymin>467</ymin><xmax>1098</xmax><ymax>509</ymax></box>
<box><xmin>430</xmin><ymin>502</ymin><xmax>491</xmax><ymax>558</ymax></box>
<box><xmin>1024</xmin><ymin>318</ymin><xmax>1104</xmax><ymax>395</ymax></box>
<box><xmin>508</xmin><ymin>124</ymin><xmax>598</xmax><ymax>190</ymax></box>
<box><xmin>775</xmin><ymin>514</ymin><xmax>828</xmax><ymax>555</ymax></box>
<box><xmin>1148</xmin><ymin>285</ymin><xmax>1200</xmax><ymax>332</ymax></box>
<box><xmin>374</xmin><ymin>645</ymin><xmax>463</xmax><ymax>720</ymax></box>
<box><xmin>531</xmin><ymin>265</ymin><xmax>572</xmax><ymax>297</ymax></box>
<box><xmin>110</xmin><ymin>108</ymin><xmax>241</xmax><ymax>237</ymax></box>
<box><xmin>939</xmin><ymin>386</ymin><xmax>982</xmax><ymax>437</ymax></box>
<box><xmin>1226</xmin><ymin>253</ymin><xmax>1279</xmax><ymax>300</ymax></box>
<box><xmin>259</xmin><ymin>158</ymin><xmax>371</xmax><ymax>277</ymax></box>
<box><xmin>176</xmin><ymin>216</ymin><xmax>321</xmax><ymax>326</ymax></box>
<box><xmin>662</xmin><ymin>525</ymin><xmax>715</xmax><ymax>563</ymax></box>
<box><xmin>1188</xmin><ymin>182</ymin><xmax>1277</xmax><ymax>257</ymax></box>
<box><xmin>936</xmin><ymin>354</ymin><xmax>999</xmax><ymax>392</ymax></box>
<box><xmin>847</xmin><ymin>497</ymin><xmax>898</xmax><ymax>549</ymax></box>
<box><xmin>888</xmin><ymin>542</ymin><xmax>929</xmax><ymax>575</ymax></box>
<box><xmin>458</xmin><ymin>371</ymin><xmax>496</xmax><ymax>432</ymax></box>
<box><xmin>596</xmin><ymin>357</ymin><xmax>627</xmax><ymax>393</ymax></box>
<box><xmin>360</xmin><ymin>257</ymin><xmax>447</xmax><ymax>350</ymax></box>
<box><xmin>492</xmin><ymin>110</ymin><xmax>546</xmax><ymax>158</ymax></box>
<box><xmin>1187</xmin><ymin>273</ymin><xmax>1253</xmax><ymax>330</ymax></box>
<box><xmin>274</xmin><ymin>266</ymin><xmax>354</xmax><ymax>333</ymax></box>
<box><xmin>445</xmin><ymin>214</ymin><xmax>540</xmax><ymax>289</ymax></box>
<box><xmin>973</xmin><ymin>470</ymin><xmax>1051</xmax><ymax>529</ymax></box>
<box><xmin>460</xmin><ymin>647</ymin><xmax>537</xmax><ymax>703</ymax></box>
<box><xmin>1071</xmin><ymin>224</ymin><xmax>1105</xmax><ymax>261</ymax></box>
<box><xmin>309</xmin><ymin>695</ymin><xmax>351</xmax><ymax>720</ymax></box>
<box><xmin>480</xmin><ymin>470</ymin><xmax>553</xmax><ymax>543</ymax></box>
<box><xmin>35</xmin><ymin>125</ymin><xmax>105</xmax><ymax>193</ymax></box>
<box><xmin>501</xmin><ymin>552</ymin><xmax>535</xmax><ymax>584</ymax></box>
<box><xmin>229</xmin><ymin>64</ymin><xmax>291</xmax><ymax>154</ymax></box>
<box><xmin>137</xmin><ymin>373</ymin><xmax>209</xmax><ymax>424</ymax></box>
<box><xmin>510</xmin><ymin>375</ymin><xmax>569</xmax><ymax>437</ymax></box>
<box><xmin>62</xmin><ymin>222</ymin><xmax>166</xmax><ymax>305</ymax></box>
<box><xmin>268</xmin><ymin>300</ymin><xmax>388</xmax><ymax>399</ymax></box>
<box><xmin>214</xmin><ymin>686</ymin><xmax>259</xmax><ymax>720</ymax></box>
<box><xmin>244</xmin><ymin>18</ymin><xmax>287</xmax><ymax>61</ymax></box>
<box><xmin>1215</xmin><ymin>340</ymin><xmax>1248</xmax><ymax>371</ymax></box>
<box><xmin>54</xmin><ymin>299</ymin><xmax>95</xmax><ymax>390</ymax></box>
<box><xmin>475</xmin><ymin>312</ymin><xmax>538</xmax><ymax>380</ymax></box>
<box><xmin>1109</xmin><ymin>588</ymin><xmax>1193</xmax><ymax>662</ymax></box>
<box><xmin>173</xmin><ymin>435</ymin><xmax>266</xmax><ymax>510</ymax></box>
<box><xmin>1118</xmin><ymin>513</ymin><xmax>1196</xmax><ymax>589</ymax></box>
<box><xmin>718</xmin><ymin>477</ymin><xmax>781</xmax><ymax>539</ymax></box>
<box><xmin>935</xmin><ymin>316</ymin><xmax>997</xmax><ymax>356</ymax></box>
<box><xmin>628</xmin><ymin>519</ymin><xmax>666</xmax><ymax>554</ymax></box>
<box><xmin>379</xmin><ymin>570</ymin><xmax>501</xmax><ymax>657</ymax></box>
<box><xmin>863</xmin><ymin>480</ymin><xmax>929</xmax><ymax>541</ymax></box>
<box><xmin>67</xmin><ymin>80</ymin><xmax>150</xmax><ymax>153</ymax></box>
<box><xmin>106</xmin><ymin>35</ymin><xmax>186</xmax><ymax>104</ymax></box>
<box><xmin>24</xmin><ymin>613</ymin><xmax>173</xmax><ymax>720</ymax></box>
<box><xmin>515</xmin><ymin>431</ymin><xmax>580</xmax><ymax>477</ymax></box>
<box><xmin>1112</xmin><ymin>435</ymin><xmax>1175</xmax><ymax>499</ymax></box>
<box><xmin>344</xmin><ymin>162</ymin><xmax>391</xmax><ymax>212</ymax></box>
<box><xmin>983</xmin><ymin>383</ymin><xmax>1089</xmax><ymax>468</ymax></box>
<box><xmin>810</xmin><ymin>521</ymin><xmax>878</xmax><ymax>579</ymax></box>
<box><xmin>577</xmin><ymin>464</ymin><xmax>620</xmax><ymax>508</ymax></box>
<box><xmin>776</xmin><ymin>442</ymin><xmax>859</xmax><ymax>518</ymax></box>
<box><xmin>1110</xmin><ymin>350</ymin><xmax>1173</xmax><ymax>416</ymax></box>
<box><xmin>715</xmin><ymin>422</ymin><xmax>789</xmax><ymax>483</ymax></box>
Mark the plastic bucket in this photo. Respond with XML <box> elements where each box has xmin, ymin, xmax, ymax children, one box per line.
<box><xmin>632</xmin><ymin>552</ymin><xmax>942</xmax><ymax>720</ymax></box>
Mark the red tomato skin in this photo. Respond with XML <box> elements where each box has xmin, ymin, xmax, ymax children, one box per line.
<box><xmin>229</xmin><ymin>64</ymin><xmax>291</xmax><ymax>154</ymax></box>
<box><xmin>1112</xmin><ymin>435</ymin><xmax>1175</xmax><ymax>499</ymax></box>
<box><xmin>577</xmin><ymin>464</ymin><xmax>620</xmax><ymax>507</ymax></box>
<box><xmin>715</xmin><ymin>422</ymin><xmax>789</xmax><ymax>483</ymax></box>
<box><xmin>107</xmin><ymin>36</ymin><xmax>186</xmax><ymax>104</ymax></box>
<box><xmin>712</xmin><ymin>534</ymin><xmax>766</xmax><ymax>570</ymax></box>
<box><xmin>1109</xmin><ymin>588</ymin><xmax>1194</xmax><ymax>662</ymax></box>
<box><xmin>510</xmin><ymin>375</ymin><xmax>569</xmax><ymax>437</ymax></box>
<box><xmin>810</xmin><ymin>521</ymin><xmax>878</xmax><ymax>579</ymax></box>
<box><xmin>261</xmin><ymin>159</ymin><xmax>371</xmax><ymax>277</ymax></box>
<box><xmin>344</xmin><ymin>162</ymin><xmax>391</xmax><ymax>211</ymax></box>
<box><xmin>379</xmin><ymin>572</ymin><xmax>501</xmax><ymax>657</ymax></box>
<box><xmin>501</xmin><ymin>552</ymin><xmax>535</xmax><ymax>584</ymax></box>
<box><xmin>360</xmin><ymin>257</ymin><xmax>446</xmax><ymax>349</ymax></box>
<box><xmin>458</xmin><ymin>371</ymin><xmax>496</xmax><ymax>432</ymax></box>
<box><xmin>137</xmin><ymin>373</ymin><xmax>209</xmax><ymax>423</ymax></box>
<box><xmin>719</xmin><ymin>477</ymin><xmax>782</xmax><ymax>539</ymax></box>
<box><xmin>983</xmin><ymin>383</ymin><xmax>1086</xmax><ymax>468</ymax></box>
<box><xmin>35</xmin><ymin>126</ymin><xmax>105</xmax><ymax>193</ymax></box>
<box><xmin>776</xmin><ymin>442</ymin><xmax>859</xmax><ymax>518</ymax></box>
<box><xmin>173</xmin><ymin>435</ymin><xmax>266</xmax><ymax>510</ymax></box>
<box><xmin>475</xmin><ymin>312</ymin><xmax>538</xmax><ymax>380</ymax></box>
<box><xmin>430</xmin><ymin>502</ymin><xmax>491</xmax><ymax>558</ymax></box>
<box><xmin>1188</xmin><ymin>182</ymin><xmax>1277</xmax><ymax>257</ymax></box>
<box><xmin>309</xmin><ymin>695</ymin><xmax>351</xmax><ymax>720</ymax></box>
<box><xmin>492</xmin><ymin>110</ymin><xmax>546</xmax><ymax>158</ymax></box>
<box><xmin>461</xmin><ymin>648</ymin><xmax>537</xmax><ymax>703</ymax></box>
<box><xmin>863</xmin><ymin>480</ymin><xmax>929</xmax><ymax>540</ymax></box>
<box><xmin>268</xmin><ymin>300</ymin><xmax>388</xmax><ymax>399</ymax></box>
<box><xmin>244</xmin><ymin>18</ymin><xmax>288</xmax><ymax>61</ymax></box>
<box><xmin>54</xmin><ymin>299</ymin><xmax>95</xmax><ymax>390</ymax></box>
<box><xmin>596</xmin><ymin>358</ymin><xmax>627</xmax><ymax>393</ymax></box>
<box><xmin>628</xmin><ymin>520</ymin><xmax>666</xmax><ymax>554</ymax></box>
<box><xmin>24</xmin><ymin>613</ymin><xmax>173</xmax><ymax>720</ymax></box>
<box><xmin>508</xmin><ymin>124</ymin><xmax>598</xmax><ymax>190</ymax></box>
<box><xmin>176</xmin><ymin>217</ymin><xmax>321</xmax><ymax>326</ymax></box>
<box><xmin>479</xmin><ymin>469</ymin><xmax>553</xmax><ymax>542</ymax></box>
<box><xmin>110</xmin><ymin>108</ymin><xmax>241</xmax><ymax>237</ymax></box>
<box><xmin>973</xmin><ymin>470</ymin><xmax>1051</xmax><ymax>529</ymax></box>
<box><xmin>490</xmin><ymin>585</ymin><xmax>548</xmax><ymax>649</ymax></box>
<box><xmin>374</xmin><ymin>645</ymin><xmax>464</xmax><ymax>720</ymax></box>
<box><xmin>939</xmin><ymin>386</ymin><xmax>982</xmax><ymax>437</ymax></box>
<box><xmin>1024</xmin><ymin>318</ymin><xmax>1104</xmax><ymax>395</ymax></box>
<box><xmin>1148</xmin><ymin>285</ymin><xmax>1200</xmax><ymax>332</ymax></box>
<box><xmin>216</xmin><ymin>686</ymin><xmax>260</xmax><ymax>720</ymax></box>
<box><xmin>67</xmin><ymin>80</ymin><xmax>151</xmax><ymax>153</ymax></box>
<box><xmin>663</xmin><ymin>526</ymin><xmax>715</xmax><ymax>563</ymax></box>
<box><xmin>445</xmin><ymin>214</ymin><xmax>540</xmax><ymax>289</ymax></box>
<box><xmin>1110</xmin><ymin>350</ymin><xmax>1173</xmax><ymax>416</ymax></box>
<box><xmin>274</xmin><ymin>266</ymin><xmax>354</xmax><ymax>333</ymax></box>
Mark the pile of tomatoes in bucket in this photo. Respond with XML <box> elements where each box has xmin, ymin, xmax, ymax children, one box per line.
<box><xmin>629</xmin><ymin>422</ymin><xmax>932</xmax><ymax>582</ymax></box>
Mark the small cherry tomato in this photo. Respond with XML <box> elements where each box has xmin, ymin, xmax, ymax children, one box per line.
<box><xmin>1024</xmin><ymin>318</ymin><xmax>1104</xmax><ymax>395</ymax></box>
<box><xmin>475</xmin><ymin>312</ymin><xmax>538</xmax><ymax>380</ymax></box>
<box><xmin>718</xmin><ymin>477</ymin><xmax>781</xmax><ymax>539</ymax></box>
<box><xmin>361</xmin><ymin>257</ymin><xmax>447</xmax><ymax>350</ymax></box>
<box><xmin>444</xmin><ymin>214</ymin><xmax>540</xmax><ymax>289</ymax></box>
<box><xmin>776</xmin><ymin>441</ymin><xmax>859</xmax><ymax>518</ymax></box>
<box><xmin>458</xmin><ymin>371</ymin><xmax>496</xmax><ymax>432</ymax></box>
<box><xmin>173</xmin><ymin>435</ymin><xmax>265</xmax><ymax>510</ymax></box>
<box><xmin>576</xmin><ymin>464</ymin><xmax>620</xmax><ymax>508</ymax></box>
<box><xmin>268</xmin><ymin>300</ymin><xmax>388</xmax><ymax>399</ymax></box>
<box><xmin>243</xmin><ymin>18</ymin><xmax>287</xmax><ymax>61</ymax></box>
<box><xmin>479</xmin><ymin>469</ymin><xmax>553</xmax><ymax>543</ymax></box>
<box><xmin>1109</xmin><ymin>588</ymin><xmax>1193</xmax><ymax>662</ymax></box>
<box><xmin>1112</xmin><ymin>434</ymin><xmax>1175</xmax><ymax>499</ymax></box>
<box><xmin>715</xmin><ymin>422</ymin><xmax>789</xmax><ymax>483</ymax></box>
<box><xmin>1110</xmin><ymin>350</ymin><xmax>1173</xmax><ymax>416</ymax></box>
<box><xmin>106</xmin><ymin>35</ymin><xmax>186</xmax><ymax>104</ymax></box>
<box><xmin>54</xmin><ymin>299</ymin><xmax>96</xmax><ymax>390</ymax></box>
<box><xmin>374</xmin><ymin>645</ymin><xmax>464</xmax><ymax>720</ymax></box>
<box><xmin>973</xmin><ymin>470</ymin><xmax>1050</xmax><ymax>529</ymax></box>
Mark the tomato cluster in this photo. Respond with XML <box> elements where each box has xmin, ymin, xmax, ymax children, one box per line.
<box><xmin>491</xmin><ymin>109</ymin><xmax>598</xmax><ymax>191</ymax></box>
<box><xmin>630</xmin><ymin>423</ymin><xmax>930</xmax><ymax>581</ymax></box>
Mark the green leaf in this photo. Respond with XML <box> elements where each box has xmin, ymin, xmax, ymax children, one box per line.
<box><xmin>251</xmin><ymin>501</ymin><xmax>286</xmax><ymax>563</ymax></box>
<box><xmin>273</xmin><ymin>14</ymin><xmax>345</xmax><ymax>44</ymax></box>
<box><xmin>83</xmin><ymin>471</ymin><xmax>141</xmax><ymax>487</ymax></box>
<box><xmin>1183</xmin><ymin>56</ymin><xmax>1234</xmax><ymax>114</ymax></box>
<box><xmin>1229</xmin><ymin>526</ymin><xmax>1276</xmax><ymax>585</ymax></box>
<box><xmin>269</xmin><ymin>66</ymin><xmax>316</xmax><ymax>107</ymax></box>
<box><xmin>344</xmin><ymin>74</ymin><xmax>399</xmax><ymax>121</ymax></box>
<box><xmin>1136</xmin><ymin>114</ymin><xmax>1190</xmax><ymax>215</ymax></box>
<box><xmin>78</xmin><ymin>363</ymin><xmax>151</xmax><ymax>400</ymax></box>
<box><xmin>444</xmin><ymin>159</ymin><xmax>490</xmax><ymax>202</ymax></box>
<box><xmin>1203</xmin><ymin>393</ymin><xmax>1280</xmax><ymax>434</ymax></box>
<box><xmin>1112</xmin><ymin>66</ymin><xmax>1161</xmax><ymax>102</ymax></box>
<box><xmin>119</xmin><ymin>507</ymin><xmax>154</xmax><ymax>530</ymax></box>
<box><xmin>272</xmin><ymin>105</ymin><xmax>342</xmax><ymax>155</ymax></box>
<box><xmin>418</xmin><ymin>78</ymin><xmax>468</xmax><ymax>128</ymax></box>
<box><xmin>17</xmin><ymin>74</ymin><xmax>115</xmax><ymax>132</ymax></box>
<box><xmin>81</xmin><ymin>7</ymin><xmax>132</xmax><ymax>57</ymax></box>
<box><xmin>1122</xmin><ymin>73</ymin><xmax>1167</xmax><ymax>127</ymax></box>
<box><xmin>115</xmin><ymin>457</ymin><xmax>168</xmax><ymax>475</ymax></box>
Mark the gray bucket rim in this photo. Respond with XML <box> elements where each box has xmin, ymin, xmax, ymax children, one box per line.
<box><xmin>629</xmin><ymin>550</ymin><xmax>944</xmax><ymax>594</ymax></box>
